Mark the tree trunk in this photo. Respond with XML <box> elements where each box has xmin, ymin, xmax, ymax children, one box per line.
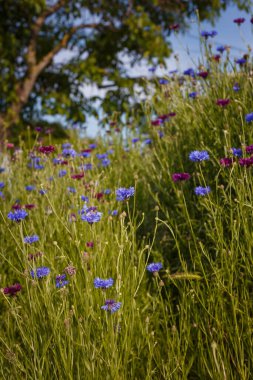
<box><xmin>0</xmin><ymin>69</ymin><xmax>39</xmax><ymax>143</ymax></box>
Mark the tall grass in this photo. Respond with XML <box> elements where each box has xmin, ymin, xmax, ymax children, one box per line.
<box><xmin>1</xmin><ymin>32</ymin><xmax>253</xmax><ymax>379</ymax></box>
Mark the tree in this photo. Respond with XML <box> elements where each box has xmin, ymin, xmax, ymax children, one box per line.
<box><xmin>0</xmin><ymin>0</ymin><xmax>251</xmax><ymax>140</ymax></box>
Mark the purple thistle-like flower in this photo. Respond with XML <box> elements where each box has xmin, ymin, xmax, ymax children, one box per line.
<box><xmin>3</xmin><ymin>283</ymin><xmax>22</xmax><ymax>296</ymax></box>
<box><xmin>189</xmin><ymin>150</ymin><xmax>209</xmax><ymax>162</ymax></box>
<box><xmin>94</xmin><ymin>277</ymin><xmax>114</xmax><ymax>289</ymax></box>
<box><xmin>194</xmin><ymin>186</ymin><xmax>211</xmax><ymax>196</ymax></box>
<box><xmin>101</xmin><ymin>299</ymin><xmax>122</xmax><ymax>313</ymax></box>
<box><xmin>172</xmin><ymin>173</ymin><xmax>191</xmax><ymax>182</ymax></box>
<box><xmin>146</xmin><ymin>262</ymin><xmax>163</xmax><ymax>273</ymax></box>
<box><xmin>24</xmin><ymin>235</ymin><xmax>39</xmax><ymax>244</ymax></box>
<box><xmin>220</xmin><ymin>158</ymin><xmax>233</xmax><ymax>167</ymax></box>
<box><xmin>30</xmin><ymin>267</ymin><xmax>50</xmax><ymax>279</ymax></box>
<box><xmin>8</xmin><ymin>209</ymin><xmax>28</xmax><ymax>222</ymax></box>
<box><xmin>116</xmin><ymin>187</ymin><xmax>135</xmax><ymax>201</ymax></box>
<box><xmin>245</xmin><ymin>113</ymin><xmax>253</xmax><ymax>123</ymax></box>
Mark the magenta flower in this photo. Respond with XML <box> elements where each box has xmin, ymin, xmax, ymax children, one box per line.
<box><xmin>220</xmin><ymin>158</ymin><xmax>233</xmax><ymax>167</ymax></box>
<box><xmin>216</xmin><ymin>99</ymin><xmax>230</xmax><ymax>107</ymax></box>
<box><xmin>172</xmin><ymin>173</ymin><xmax>191</xmax><ymax>182</ymax></box>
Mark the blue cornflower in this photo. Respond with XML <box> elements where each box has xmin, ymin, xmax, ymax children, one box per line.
<box><xmin>158</xmin><ymin>131</ymin><xmax>164</xmax><ymax>138</ymax></box>
<box><xmin>245</xmin><ymin>113</ymin><xmax>253</xmax><ymax>123</ymax></box>
<box><xmin>101</xmin><ymin>158</ymin><xmax>110</xmax><ymax>167</ymax></box>
<box><xmin>26</xmin><ymin>185</ymin><xmax>35</xmax><ymax>191</ymax></box>
<box><xmin>89</xmin><ymin>143</ymin><xmax>97</xmax><ymax>149</ymax></box>
<box><xmin>81</xmin><ymin>207</ymin><xmax>102</xmax><ymax>224</ymax></box>
<box><xmin>94</xmin><ymin>277</ymin><xmax>114</xmax><ymax>289</ymax></box>
<box><xmin>189</xmin><ymin>150</ymin><xmax>209</xmax><ymax>162</ymax></box>
<box><xmin>24</xmin><ymin>235</ymin><xmax>39</xmax><ymax>244</ymax></box>
<box><xmin>183</xmin><ymin>68</ymin><xmax>195</xmax><ymax>77</ymax></box>
<box><xmin>231</xmin><ymin>147</ymin><xmax>242</xmax><ymax>157</ymax></box>
<box><xmin>233</xmin><ymin>83</ymin><xmax>240</xmax><ymax>92</ymax></box>
<box><xmin>107</xmin><ymin>149</ymin><xmax>114</xmax><ymax>155</ymax></box>
<box><xmin>62</xmin><ymin>148</ymin><xmax>77</xmax><ymax>158</ymax></box>
<box><xmin>148</xmin><ymin>66</ymin><xmax>156</xmax><ymax>73</ymax></box>
<box><xmin>39</xmin><ymin>189</ymin><xmax>47</xmax><ymax>195</ymax></box>
<box><xmin>62</xmin><ymin>143</ymin><xmax>71</xmax><ymax>149</ymax></box>
<box><xmin>0</xmin><ymin>182</ymin><xmax>4</xmax><ymax>189</ymax></box>
<box><xmin>30</xmin><ymin>267</ymin><xmax>50</xmax><ymax>279</ymax></box>
<box><xmin>58</xmin><ymin>170</ymin><xmax>67</xmax><ymax>177</ymax></box>
<box><xmin>80</xmin><ymin>151</ymin><xmax>90</xmax><ymax>158</ymax></box>
<box><xmin>144</xmin><ymin>138</ymin><xmax>152</xmax><ymax>145</ymax></box>
<box><xmin>0</xmin><ymin>191</ymin><xmax>4</xmax><ymax>198</ymax></box>
<box><xmin>216</xmin><ymin>45</ymin><xmax>226</xmax><ymax>53</ymax></box>
<box><xmin>28</xmin><ymin>157</ymin><xmax>44</xmax><ymax>170</ymax></box>
<box><xmin>83</xmin><ymin>163</ymin><xmax>92</xmax><ymax>170</ymax></box>
<box><xmin>146</xmin><ymin>262</ymin><xmax>163</xmax><ymax>273</ymax></box>
<box><xmin>0</xmin><ymin>167</ymin><xmax>5</xmax><ymax>173</ymax></box>
<box><xmin>235</xmin><ymin>58</ymin><xmax>246</xmax><ymax>65</ymax></box>
<box><xmin>104</xmin><ymin>189</ymin><xmax>111</xmax><ymax>195</ymax></box>
<box><xmin>81</xmin><ymin>195</ymin><xmax>89</xmax><ymax>202</ymax></box>
<box><xmin>109</xmin><ymin>210</ymin><xmax>118</xmax><ymax>216</ymax></box>
<box><xmin>132</xmin><ymin>138</ymin><xmax>139</xmax><ymax>143</ymax></box>
<box><xmin>201</xmin><ymin>30</ymin><xmax>217</xmax><ymax>38</ymax></box>
<box><xmin>97</xmin><ymin>153</ymin><xmax>108</xmax><ymax>160</ymax></box>
<box><xmin>67</xmin><ymin>187</ymin><xmax>76</xmax><ymax>194</ymax></box>
<box><xmin>189</xmin><ymin>92</ymin><xmax>198</xmax><ymax>99</ymax></box>
<box><xmin>101</xmin><ymin>299</ymin><xmax>121</xmax><ymax>313</ymax></box>
<box><xmin>8</xmin><ymin>209</ymin><xmax>28</xmax><ymax>222</ymax></box>
<box><xmin>194</xmin><ymin>186</ymin><xmax>211</xmax><ymax>196</ymax></box>
<box><xmin>116</xmin><ymin>187</ymin><xmax>135</xmax><ymax>201</ymax></box>
<box><xmin>56</xmin><ymin>274</ymin><xmax>69</xmax><ymax>288</ymax></box>
<box><xmin>159</xmin><ymin>79</ymin><xmax>169</xmax><ymax>85</ymax></box>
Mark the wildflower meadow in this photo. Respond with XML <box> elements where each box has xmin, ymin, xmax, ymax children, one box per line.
<box><xmin>1</xmin><ymin>15</ymin><xmax>253</xmax><ymax>380</ymax></box>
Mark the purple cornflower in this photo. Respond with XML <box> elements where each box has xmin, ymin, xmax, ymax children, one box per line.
<box><xmin>0</xmin><ymin>182</ymin><xmax>4</xmax><ymax>189</ymax></box>
<box><xmin>132</xmin><ymin>138</ymin><xmax>139</xmax><ymax>143</ymax></box>
<box><xmin>56</xmin><ymin>274</ymin><xmax>69</xmax><ymax>288</ymax></box>
<box><xmin>30</xmin><ymin>267</ymin><xmax>50</xmax><ymax>279</ymax></box>
<box><xmin>97</xmin><ymin>153</ymin><xmax>108</xmax><ymax>160</ymax></box>
<box><xmin>220</xmin><ymin>158</ymin><xmax>233</xmax><ymax>167</ymax></box>
<box><xmin>159</xmin><ymin>79</ymin><xmax>169</xmax><ymax>85</ymax></box>
<box><xmin>104</xmin><ymin>189</ymin><xmax>111</xmax><ymax>195</ymax></box>
<box><xmin>39</xmin><ymin>189</ymin><xmax>47</xmax><ymax>195</ymax></box>
<box><xmin>80</xmin><ymin>151</ymin><xmax>90</xmax><ymax>158</ymax></box>
<box><xmin>189</xmin><ymin>150</ymin><xmax>209</xmax><ymax>162</ymax></box>
<box><xmin>81</xmin><ymin>195</ymin><xmax>89</xmax><ymax>202</ymax></box>
<box><xmin>231</xmin><ymin>148</ymin><xmax>242</xmax><ymax>157</ymax></box>
<box><xmin>147</xmin><ymin>262</ymin><xmax>163</xmax><ymax>273</ymax></box>
<box><xmin>3</xmin><ymin>283</ymin><xmax>22</xmax><ymax>296</ymax></box>
<box><xmin>109</xmin><ymin>210</ymin><xmax>118</xmax><ymax>216</ymax></box>
<box><xmin>81</xmin><ymin>207</ymin><xmax>102</xmax><ymax>224</ymax></box>
<box><xmin>238</xmin><ymin>158</ymin><xmax>253</xmax><ymax>167</ymax></box>
<box><xmin>8</xmin><ymin>209</ymin><xmax>28</xmax><ymax>222</ymax></box>
<box><xmin>246</xmin><ymin>145</ymin><xmax>253</xmax><ymax>154</ymax></box>
<box><xmin>101</xmin><ymin>299</ymin><xmax>122</xmax><ymax>313</ymax></box>
<box><xmin>144</xmin><ymin>138</ymin><xmax>152</xmax><ymax>145</ymax></box>
<box><xmin>172</xmin><ymin>173</ymin><xmax>191</xmax><ymax>182</ymax></box>
<box><xmin>194</xmin><ymin>186</ymin><xmax>211</xmax><ymax>196</ymax></box>
<box><xmin>101</xmin><ymin>158</ymin><xmax>110</xmax><ymax>167</ymax></box>
<box><xmin>0</xmin><ymin>167</ymin><xmax>5</xmax><ymax>173</ymax></box>
<box><xmin>83</xmin><ymin>163</ymin><xmax>92</xmax><ymax>170</ymax></box>
<box><xmin>24</xmin><ymin>235</ymin><xmax>39</xmax><ymax>244</ymax></box>
<box><xmin>116</xmin><ymin>187</ymin><xmax>135</xmax><ymax>201</ymax></box>
<box><xmin>94</xmin><ymin>277</ymin><xmax>114</xmax><ymax>289</ymax></box>
<box><xmin>245</xmin><ymin>113</ymin><xmax>253</xmax><ymax>123</ymax></box>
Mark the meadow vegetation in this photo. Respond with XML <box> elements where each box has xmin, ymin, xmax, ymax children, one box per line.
<box><xmin>1</xmin><ymin>26</ymin><xmax>253</xmax><ymax>379</ymax></box>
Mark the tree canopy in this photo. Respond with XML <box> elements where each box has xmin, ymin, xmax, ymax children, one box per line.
<box><xmin>0</xmin><ymin>0</ymin><xmax>251</xmax><ymax>138</ymax></box>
